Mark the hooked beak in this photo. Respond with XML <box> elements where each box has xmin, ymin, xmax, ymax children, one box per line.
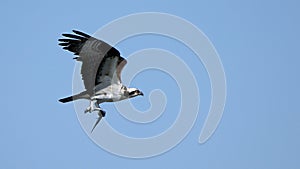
<box><xmin>139</xmin><ymin>91</ymin><xmax>144</xmax><ymax>96</ymax></box>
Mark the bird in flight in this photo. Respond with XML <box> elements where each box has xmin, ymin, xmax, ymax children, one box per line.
<box><xmin>58</xmin><ymin>30</ymin><xmax>144</xmax><ymax>132</ymax></box>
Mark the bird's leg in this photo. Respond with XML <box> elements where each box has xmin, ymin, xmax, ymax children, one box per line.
<box><xmin>84</xmin><ymin>101</ymin><xmax>92</xmax><ymax>113</ymax></box>
<box><xmin>84</xmin><ymin>99</ymin><xmax>99</xmax><ymax>113</ymax></box>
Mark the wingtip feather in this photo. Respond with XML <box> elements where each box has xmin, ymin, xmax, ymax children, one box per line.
<box><xmin>72</xmin><ymin>30</ymin><xmax>91</xmax><ymax>38</ymax></box>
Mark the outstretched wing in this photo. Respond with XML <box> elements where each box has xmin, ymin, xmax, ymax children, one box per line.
<box><xmin>95</xmin><ymin>54</ymin><xmax>127</xmax><ymax>86</ymax></box>
<box><xmin>59</xmin><ymin>30</ymin><xmax>126</xmax><ymax>96</ymax></box>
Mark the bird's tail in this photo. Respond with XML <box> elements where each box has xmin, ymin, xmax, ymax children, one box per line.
<box><xmin>58</xmin><ymin>91</ymin><xmax>89</xmax><ymax>103</ymax></box>
<box><xmin>59</xmin><ymin>96</ymin><xmax>74</xmax><ymax>103</ymax></box>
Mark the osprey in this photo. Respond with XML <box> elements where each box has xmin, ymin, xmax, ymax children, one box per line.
<box><xmin>58</xmin><ymin>30</ymin><xmax>144</xmax><ymax>132</ymax></box>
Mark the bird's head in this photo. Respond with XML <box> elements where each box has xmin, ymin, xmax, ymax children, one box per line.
<box><xmin>127</xmin><ymin>88</ymin><xmax>144</xmax><ymax>98</ymax></box>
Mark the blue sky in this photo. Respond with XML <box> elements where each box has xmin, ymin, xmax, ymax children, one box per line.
<box><xmin>2</xmin><ymin>0</ymin><xmax>300</xmax><ymax>168</ymax></box>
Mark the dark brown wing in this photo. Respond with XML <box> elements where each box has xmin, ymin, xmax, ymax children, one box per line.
<box><xmin>95</xmin><ymin>54</ymin><xmax>127</xmax><ymax>86</ymax></box>
<box><xmin>59</xmin><ymin>30</ymin><xmax>124</xmax><ymax>96</ymax></box>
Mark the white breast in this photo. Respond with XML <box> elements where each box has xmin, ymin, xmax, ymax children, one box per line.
<box><xmin>93</xmin><ymin>83</ymin><xmax>128</xmax><ymax>103</ymax></box>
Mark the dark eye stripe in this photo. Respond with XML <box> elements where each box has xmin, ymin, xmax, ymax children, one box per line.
<box><xmin>129</xmin><ymin>91</ymin><xmax>135</xmax><ymax>95</ymax></box>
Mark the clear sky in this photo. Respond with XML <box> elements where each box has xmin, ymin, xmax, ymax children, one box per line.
<box><xmin>2</xmin><ymin>0</ymin><xmax>300</xmax><ymax>169</ymax></box>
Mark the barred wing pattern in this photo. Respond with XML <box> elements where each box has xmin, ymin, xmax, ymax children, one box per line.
<box><xmin>59</xmin><ymin>30</ymin><xmax>126</xmax><ymax>96</ymax></box>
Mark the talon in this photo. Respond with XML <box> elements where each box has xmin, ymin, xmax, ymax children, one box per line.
<box><xmin>85</xmin><ymin>100</ymin><xmax>99</xmax><ymax>113</ymax></box>
<box><xmin>84</xmin><ymin>106</ymin><xmax>92</xmax><ymax>113</ymax></box>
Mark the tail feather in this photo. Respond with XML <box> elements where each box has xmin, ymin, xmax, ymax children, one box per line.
<box><xmin>58</xmin><ymin>91</ymin><xmax>89</xmax><ymax>103</ymax></box>
<box><xmin>59</xmin><ymin>96</ymin><xmax>73</xmax><ymax>103</ymax></box>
